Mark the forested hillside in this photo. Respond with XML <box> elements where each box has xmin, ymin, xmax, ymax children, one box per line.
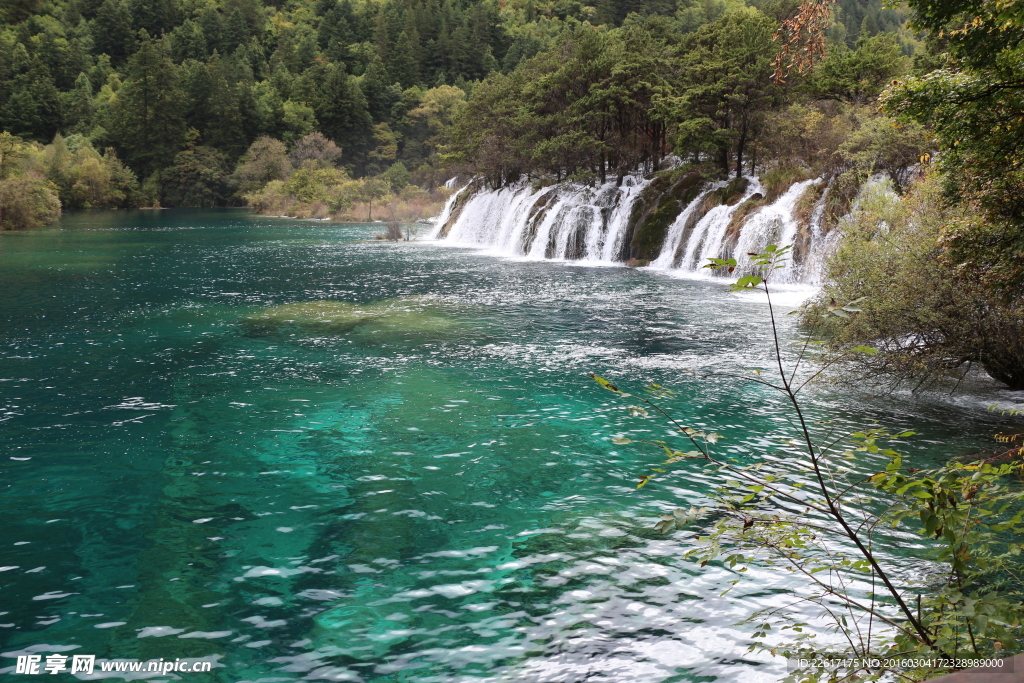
<box><xmin>0</xmin><ymin>0</ymin><xmax>912</xmax><ymax>221</ymax></box>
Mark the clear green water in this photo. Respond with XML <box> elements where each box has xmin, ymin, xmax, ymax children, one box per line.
<box><xmin>0</xmin><ymin>209</ymin><xmax>1018</xmax><ymax>682</ymax></box>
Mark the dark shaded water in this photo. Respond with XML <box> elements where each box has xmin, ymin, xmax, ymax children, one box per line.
<box><xmin>1</xmin><ymin>209</ymin><xmax>1019</xmax><ymax>682</ymax></box>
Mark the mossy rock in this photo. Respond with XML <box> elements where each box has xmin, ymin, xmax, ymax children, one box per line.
<box><xmin>625</xmin><ymin>170</ymin><xmax>705</xmax><ymax>262</ymax></box>
<box><xmin>794</xmin><ymin>180</ymin><xmax>826</xmax><ymax>227</ymax></box>
<box><xmin>519</xmin><ymin>188</ymin><xmax>559</xmax><ymax>254</ymax></box>
<box><xmin>760</xmin><ymin>163</ymin><xmax>814</xmax><ymax>203</ymax></box>
<box><xmin>822</xmin><ymin>170</ymin><xmax>866</xmax><ymax>233</ymax></box>
<box><xmin>704</xmin><ymin>176</ymin><xmax>750</xmax><ymax>208</ymax></box>
<box><xmin>791</xmin><ymin>181</ymin><xmax>826</xmax><ymax>266</ymax></box>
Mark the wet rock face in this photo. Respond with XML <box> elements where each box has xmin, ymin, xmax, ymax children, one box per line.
<box><xmin>624</xmin><ymin>170</ymin><xmax>706</xmax><ymax>262</ymax></box>
<box><xmin>437</xmin><ymin>179</ymin><xmax>484</xmax><ymax>239</ymax></box>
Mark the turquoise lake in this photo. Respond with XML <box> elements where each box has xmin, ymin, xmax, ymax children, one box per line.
<box><xmin>1</xmin><ymin>209</ymin><xmax>1019</xmax><ymax>682</ymax></box>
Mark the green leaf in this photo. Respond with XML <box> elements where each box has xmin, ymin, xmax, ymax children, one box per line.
<box><xmin>733</xmin><ymin>275</ymin><xmax>763</xmax><ymax>289</ymax></box>
<box><xmin>611</xmin><ymin>437</ymin><xmax>633</xmax><ymax>445</ymax></box>
<box><xmin>704</xmin><ymin>257</ymin><xmax>737</xmax><ymax>270</ymax></box>
<box><xmin>589</xmin><ymin>372</ymin><xmax>620</xmax><ymax>393</ymax></box>
<box><xmin>851</xmin><ymin>345</ymin><xmax>878</xmax><ymax>354</ymax></box>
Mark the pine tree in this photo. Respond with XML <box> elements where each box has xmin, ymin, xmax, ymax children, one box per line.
<box><xmin>1</xmin><ymin>62</ymin><xmax>64</xmax><ymax>140</ymax></box>
<box><xmin>390</xmin><ymin>20</ymin><xmax>422</xmax><ymax>88</ymax></box>
<box><xmin>316</xmin><ymin>62</ymin><xmax>372</xmax><ymax>162</ymax></box>
<box><xmin>203</xmin><ymin>54</ymin><xmax>247</xmax><ymax>158</ymax></box>
<box><xmin>128</xmin><ymin>0</ymin><xmax>178</xmax><ymax>37</ymax></box>
<box><xmin>113</xmin><ymin>30</ymin><xmax>185</xmax><ymax>175</ymax></box>
<box><xmin>2</xmin><ymin>0</ymin><xmax>43</xmax><ymax>23</ymax></box>
<box><xmin>92</xmin><ymin>0</ymin><xmax>137</xmax><ymax>63</ymax></box>
<box><xmin>64</xmin><ymin>71</ymin><xmax>95</xmax><ymax>133</ymax></box>
<box><xmin>318</xmin><ymin>1</ymin><xmax>356</xmax><ymax>67</ymax></box>
<box><xmin>674</xmin><ymin>9</ymin><xmax>782</xmax><ymax>177</ymax></box>
<box><xmin>169</xmin><ymin>19</ymin><xmax>209</xmax><ymax>62</ymax></box>
<box><xmin>360</xmin><ymin>53</ymin><xmax>395</xmax><ymax>122</ymax></box>
<box><xmin>199</xmin><ymin>5</ymin><xmax>224</xmax><ymax>55</ymax></box>
<box><xmin>180</xmin><ymin>57</ymin><xmax>213</xmax><ymax>131</ymax></box>
<box><xmin>373</xmin><ymin>1</ymin><xmax>402</xmax><ymax>71</ymax></box>
<box><xmin>224</xmin><ymin>8</ymin><xmax>249</xmax><ymax>53</ymax></box>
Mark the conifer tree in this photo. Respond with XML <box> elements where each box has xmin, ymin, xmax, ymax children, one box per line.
<box><xmin>361</xmin><ymin>53</ymin><xmax>395</xmax><ymax>123</ymax></box>
<box><xmin>373</xmin><ymin>2</ymin><xmax>400</xmax><ymax>69</ymax></box>
<box><xmin>199</xmin><ymin>6</ymin><xmax>224</xmax><ymax>55</ymax></box>
<box><xmin>129</xmin><ymin>0</ymin><xmax>178</xmax><ymax>37</ymax></box>
<box><xmin>224</xmin><ymin>9</ymin><xmax>250</xmax><ymax>53</ymax></box>
<box><xmin>1</xmin><ymin>62</ymin><xmax>64</xmax><ymax>140</ymax></box>
<box><xmin>92</xmin><ymin>0</ymin><xmax>137</xmax><ymax>62</ymax></box>
<box><xmin>170</xmin><ymin>19</ymin><xmax>209</xmax><ymax>62</ymax></box>
<box><xmin>316</xmin><ymin>62</ymin><xmax>372</xmax><ymax>158</ymax></box>
<box><xmin>64</xmin><ymin>72</ymin><xmax>95</xmax><ymax>134</ymax></box>
<box><xmin>672</xmin><ymin>8</ymin><xmax>782</xmax><ymax>177</ymax></box>
<box><xmin>113</xmin><ymin>30</ymin><xmax>185</xmax><ymax>175</ymax></box>
<box><xmin>202</xmin><ymin>54</ymin><xmax>247</xmax><ymax>158</ymax></box>
<box><xmin>391</xmin><ymin>21</ymin><xmax>422</xmax><ymax>88</ymax></box>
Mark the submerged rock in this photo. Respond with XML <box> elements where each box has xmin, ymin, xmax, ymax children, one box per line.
<box><xmin>242</xmin><ymin>298</ymin><xmax>457</xmax><ymax>338</ymax></box>
<box><xmin>244</xmin><ymin>301</ymin><xmax>380</xmax><ymax>334</ymax></box>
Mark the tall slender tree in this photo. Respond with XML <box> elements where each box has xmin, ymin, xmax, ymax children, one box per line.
<box><xmin>113</xmin><ymin>30</ymin><xmax>185</xmax><ymax>176</ymax></box>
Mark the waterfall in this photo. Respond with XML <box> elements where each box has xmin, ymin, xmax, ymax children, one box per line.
<box><xmin>436</xmin><ymin>177</ymin><xmax>650</xmax><ymax>262</ymax></box>
<box><xmin>432</xmin><ymin>173</ymin><xmax>845</xmax><ymax>284</ymax></box>
<box><xmin>722</xmin><ymin>178</ymin><xmax>818</xmax><ymax>284</ymax></box>
<box><xmin>650</xmin><ymin>178</ymin><xmax>761</xmax><ymax>271</ymax></box>
<box><xmin>428</xmin><ymin>185</ymin><xmax>468</xmax><ymax>239</ymax></box>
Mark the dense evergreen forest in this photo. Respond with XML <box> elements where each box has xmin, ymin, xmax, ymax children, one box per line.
<box><xmin>0</xmin><ymin>0</ymin><xmax>911</xmax><ymax>222</ymax></box>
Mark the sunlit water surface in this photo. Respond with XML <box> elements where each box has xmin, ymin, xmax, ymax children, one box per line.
<box><xmin>2</xmin><ymin>209</ymin><xmax>1021</xmax><ymax>682</ymax></box>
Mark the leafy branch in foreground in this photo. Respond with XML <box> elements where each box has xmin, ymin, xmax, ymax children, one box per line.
<box><xmin>590</xmin><ymin>244</ymin><xmax>1024</xmax><ymax>681</ymax></box>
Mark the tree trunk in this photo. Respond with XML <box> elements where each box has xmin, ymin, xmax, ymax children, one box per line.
<box><xmin>735</xmin><ymin>120</ymin><xmax>748</xmax><ymax>180</ymax></box>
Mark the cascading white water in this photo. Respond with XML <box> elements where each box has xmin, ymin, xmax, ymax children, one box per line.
<box><xmin>433</xmin><ymin>174</ymin><xmax>845</xmax><ymax>284</ymax></box>
<box><xmin>428</xmin><ymin>185</ymin><xmax>468</xmax><ymax>239</ymax></box>
<box><xmin>437</xmin><ymin>177</ymin><xmax>650</xmax><ymax>262</ymax></box>
<box><xmin>650</xmin><ymin>177</ymin><xmax>762</xmax><ymax>271</ymax></box>
<box><xmin>649</xmin><ymin>181</ymin><xmax>725</xmax><ymax>270</ymax></box>
<box><xmin>730</xmin><ymin>178</ymin><xmax>819</xmax><ymax>283</ymax></box>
